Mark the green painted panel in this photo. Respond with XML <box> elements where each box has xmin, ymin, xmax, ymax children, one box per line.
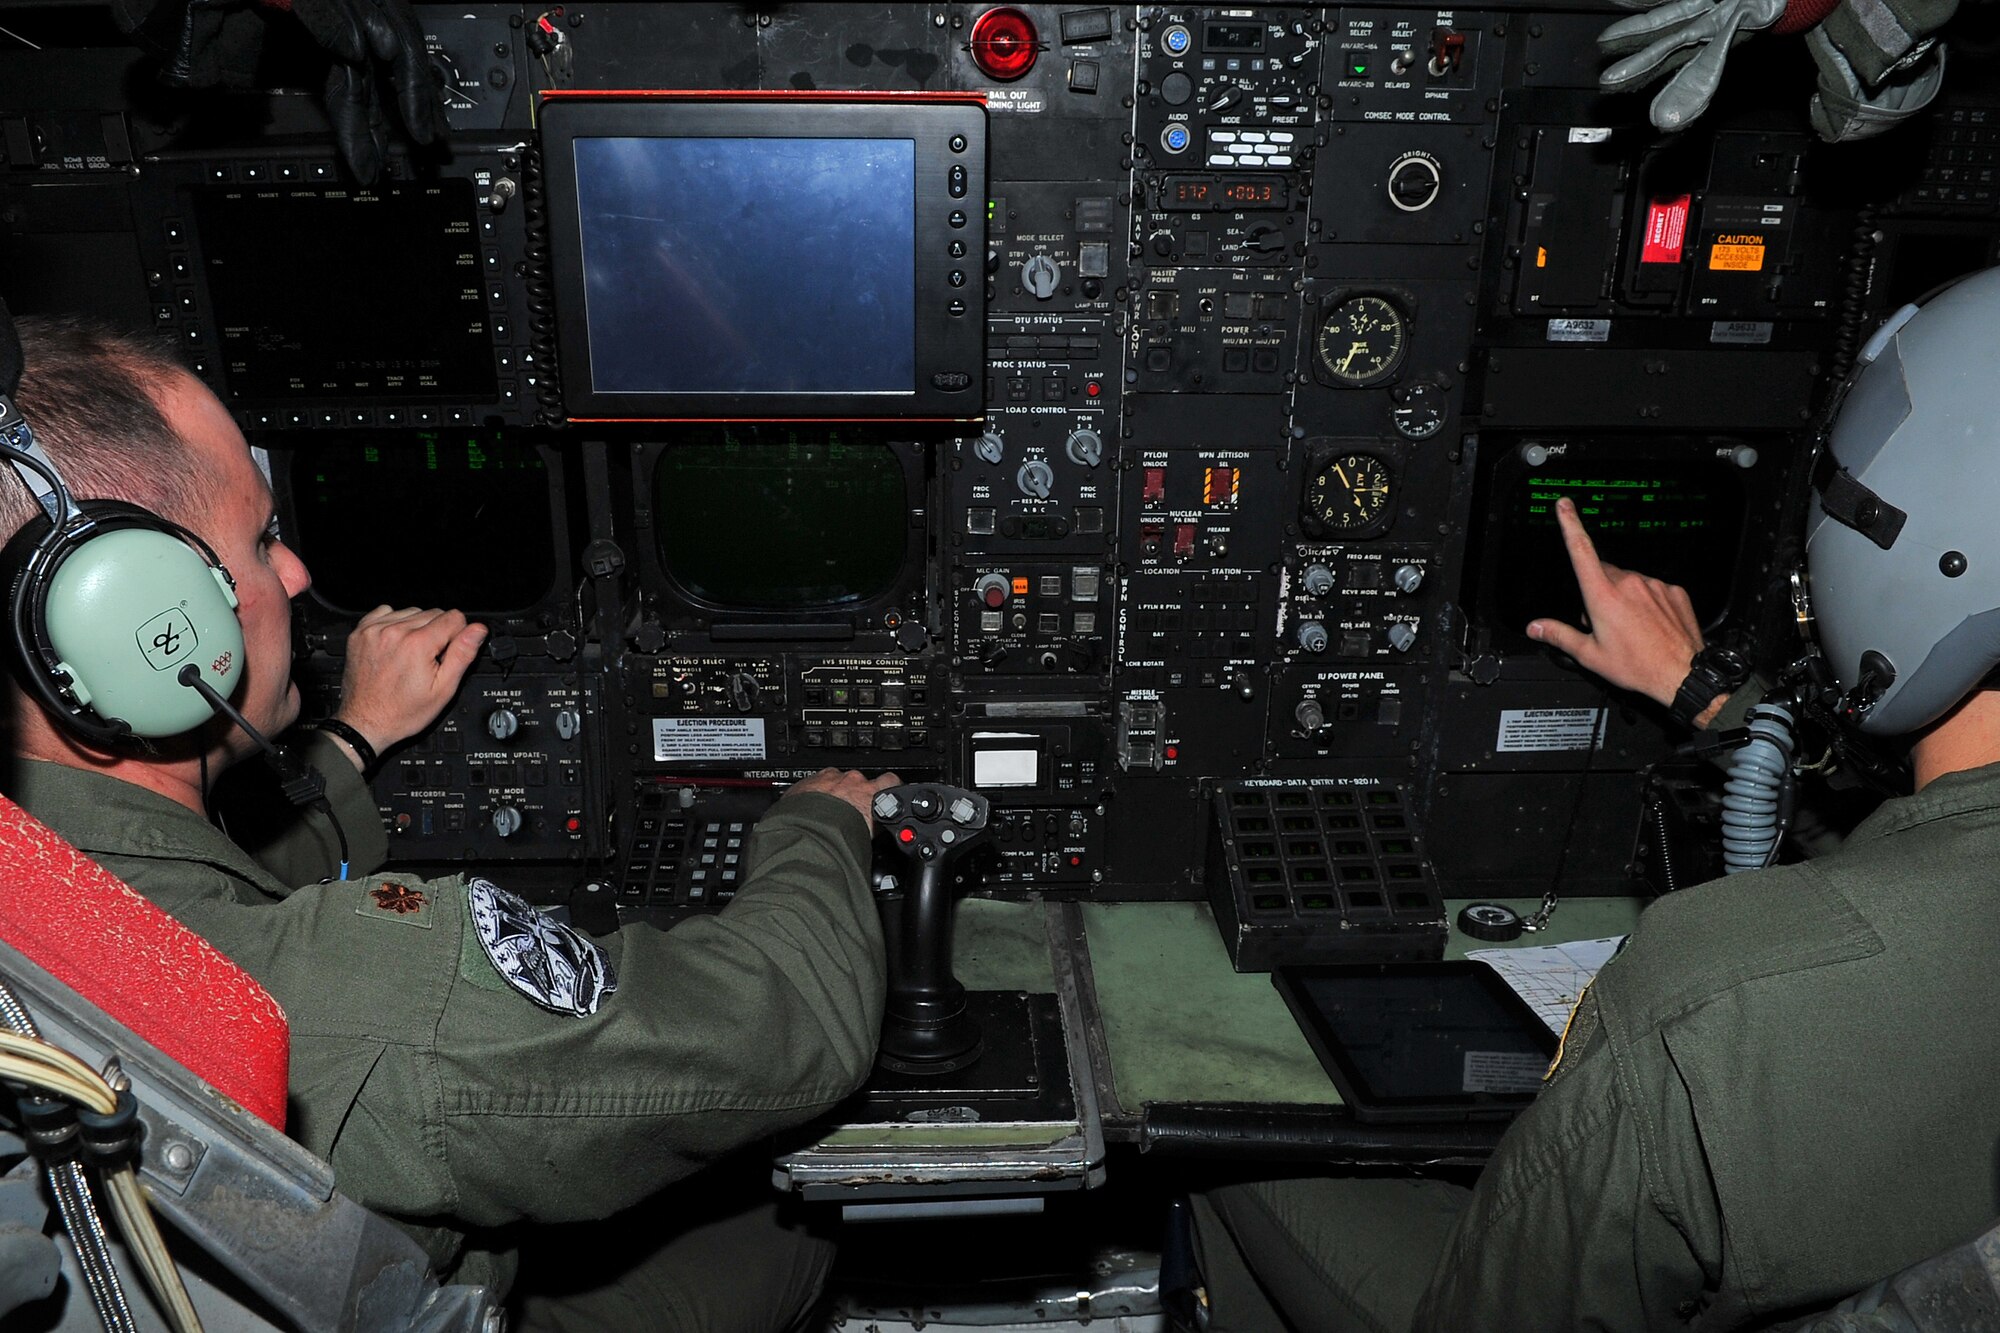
<box><xmin>1080</xmin><ymin>898</ymin><xmax>1648</xmax><ymax>1112</ymax></box>
<box><xmin>953</xmin><ymin>898</ymin><xmax>1057</xmax><ymax>992</ymax></box>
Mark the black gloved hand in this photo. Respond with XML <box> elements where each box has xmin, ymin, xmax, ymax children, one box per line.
<box><xmin>113</xmin><ymin>0</ymin><xmax>445</xmax><ymax>186</ymax></box>
<box><xmin>282</xmin><ymin>0</ymin><xmax>444</xmax><ymax>185</ymax></box>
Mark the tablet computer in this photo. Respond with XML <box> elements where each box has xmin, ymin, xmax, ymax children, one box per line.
<box><xmin>1273</xmin><ymin>960</ymin><xmax>1560</xmax><ymax>1124</ymax></box>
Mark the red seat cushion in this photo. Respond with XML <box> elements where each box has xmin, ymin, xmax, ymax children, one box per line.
<box><xmin>0</xmin><ymin>794</ymin><xmax>289</xmax><ymax>1129</ymax></box>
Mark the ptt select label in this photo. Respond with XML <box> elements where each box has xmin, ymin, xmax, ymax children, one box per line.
<box><xmin>1495</xmin><ymin>708</ymin><xmax>1606</xmax><ymax>753</ymax></box>
<box><xmin>652</xmin><ymin>718</ymin><xmax>767</xmax><ymax>762</ymax></box>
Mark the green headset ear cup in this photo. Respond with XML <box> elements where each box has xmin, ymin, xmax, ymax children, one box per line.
<box><xmin>33</xmin><ymin>515</ymin><xmax>244</xmax><ymax>739</ymax></box>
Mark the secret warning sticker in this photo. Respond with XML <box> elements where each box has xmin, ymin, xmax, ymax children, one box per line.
<box><xmin>1640</xmin><ymin>195</ymin><xmax>1690</xmax><ymax>264</ymax></box>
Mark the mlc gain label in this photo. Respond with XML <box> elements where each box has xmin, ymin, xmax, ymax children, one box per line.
<box><xmin>1495</xmin><ymin>708</ymin><xmax>1606</xmax><ymax>753</ymax></box>
<box><xmin>652</xmin><ymin>718</ymin><xmax>767</xmax><ymax>762</ymax></box>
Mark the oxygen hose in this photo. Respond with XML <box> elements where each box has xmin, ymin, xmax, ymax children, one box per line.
<box><xmin>1722</xmin><ymin>704</ymin><xmax>1796</xmax><ymax>874</ymax></box>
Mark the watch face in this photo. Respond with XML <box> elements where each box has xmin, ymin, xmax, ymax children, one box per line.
<box><xmin>1702</xmin><ymin>645</ymin><xmax>1748</xmax><ymax>681</ymax></box>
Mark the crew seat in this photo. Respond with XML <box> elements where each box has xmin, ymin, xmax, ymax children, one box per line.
<box><xmin>0</xmin><ymin>792</ymin><xmax>495</xmax><ymax>1331</ymax></box>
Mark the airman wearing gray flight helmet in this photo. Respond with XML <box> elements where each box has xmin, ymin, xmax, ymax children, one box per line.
<box><xmin>1806</xmin><ymin>265</ymin><xmax>2000</xmax><ymax>736</ymax></box>
<box><xmin>1187</xmin><ymin>270</ymin><xmax>2000</xmax><ymax>1332</ymax></box>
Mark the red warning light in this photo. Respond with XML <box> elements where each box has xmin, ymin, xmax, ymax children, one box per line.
<box><xmin>971</xmin><ymin>7</ymin><xmax>1040</xmax><ymax>81</ymax></box>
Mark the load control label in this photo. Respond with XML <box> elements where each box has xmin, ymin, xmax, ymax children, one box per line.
<box><xmin>652</xmin><ymin>718</ymin><xmax>766</xmax><ymax>762</ymax></box>
<box><xmin>1495</xmin><ymin>708</ymin><xmax>1606</xmax><ymax>753</ymax></box>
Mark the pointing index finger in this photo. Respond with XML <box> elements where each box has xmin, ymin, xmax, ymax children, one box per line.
<box><xmin>1553</xmin><ymin>497</ymin><xmax>1611</xmax><ymax>600</ymax></box>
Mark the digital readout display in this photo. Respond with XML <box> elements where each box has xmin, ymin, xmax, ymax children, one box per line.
<box><xmin>1157</xmin><ymin>174</ymin><xmax>1290</xmax><ymax>212</ymax></box>
<box><xmin>1204</xmin><ymin>22</ymin><xmax>1265</xmax><ymax>51</ymax></box>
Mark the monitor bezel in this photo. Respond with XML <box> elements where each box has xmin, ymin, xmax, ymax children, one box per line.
<box><xmin>540</xmin><ymin>91</ymin><xmax>988</xmax><ymax>423</ymax></box>
<box><xmin>626</xmin><ymin>431</ymin><xmax>933</xmax><ymax>650</ymax></box>
<box><xmin>1463</xmin><ymin>433</ymin><xmax>1779</xmax><ymax>652</ymax></box>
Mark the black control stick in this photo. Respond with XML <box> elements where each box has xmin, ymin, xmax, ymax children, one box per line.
<box><xmin>871</xmin><ymin>783</ymin><xmax>992</xmax><ymax>1074</ymax></box>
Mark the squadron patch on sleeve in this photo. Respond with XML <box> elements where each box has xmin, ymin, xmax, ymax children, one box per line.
<box><xmin>466</xmin><ymin>878</ymin><xmax>617</xmax><ymax>1017</ymax></box>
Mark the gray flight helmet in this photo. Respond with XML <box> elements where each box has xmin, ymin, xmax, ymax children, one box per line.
<box><xmin>1804</xmin><ymin>265</ymin><xmax>2000</xmax><ymax>736</ymax></box>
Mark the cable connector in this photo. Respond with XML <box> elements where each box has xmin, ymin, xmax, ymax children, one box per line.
<box><xmin>16</xmin><ymin>1093</ymin><xmax>80</xmax><ymax>1166</ymax></box>
<box><xmin>1673</xmin><ymin>726</ymin><xmax>1750</xmax><ymax>759</ymax></box>
<box><xmin>263</xmin><ymin>743</ymin><xmax>327</xmax><ymax>809</ymax></box>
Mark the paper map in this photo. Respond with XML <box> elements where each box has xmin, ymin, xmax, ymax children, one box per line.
<box><xmin>1467</xmin><ymin>936</ymin><xmax>1628</xmax><ymax>1033</ymax></box>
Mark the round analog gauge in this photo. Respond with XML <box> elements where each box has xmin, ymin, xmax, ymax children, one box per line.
<box><xmin>1391</xmin><ymin>381</ymin><xmax>1446</xmax><ymax>440</ymax></box>
<box><xmin>1302</xmin><ymin>452</ymin><xmax>1394</xmax><ymax>535</ymax></box>
<box><xmin>1315</xmin><ymin>295</ymin><xmax>1408</xmax><ymax>387</ymax></box>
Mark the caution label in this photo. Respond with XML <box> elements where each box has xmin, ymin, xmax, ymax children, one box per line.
<box><xmin>1708</xmin><ymin>234</ymin><xmax>1766</xmax><ymax>272</ymax></box>
<box><xmin>1495</xmin><ymin>708</ymin><xmax>1606</xmax><ymax>753</ymax></box>
<box><xmin>652</xmin><ymin>718</ymin><xmax>767</xmax><ymax>762</ymax></box>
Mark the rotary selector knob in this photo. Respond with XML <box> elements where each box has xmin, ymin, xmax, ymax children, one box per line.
<box><xmin>1519</xmin><ymin>442</ymin><xmax>1551</xmax><ymax>468</ymax></box>
<box><xmin>1065</xmin><ymin>428</ymin><xmax>1103</xmax><ymax>467</ymax></box>
<box><xmin>1021</xmin><ymin>254</ymin><xmax>1061</xmax><ymax>300</ymax></box>
<box><xmin>486</xmin><ymin>708</ymin><xmax>520</xmax><ymax>741</ymax></box>
<box><xmin>1387</xmin><ymin>152</ymin><xmax>1443</xmax><ymax>212</ymax></box>
<box><xmin>974</xmin><ymin>431</ymin><xmax>1005</xmax><ymax>464</ymax></box>
<box><xmin>974</xmin><ymin>573</ymin><xmax>1011</xmax><ymax>608</ymax></box>
<box><xmin>1297</xmin><ymin>621</ymin><xmax>1329</xmax><ymax>654</ymax></box>
<box><xmin>491</xmin><ymin>805</ymin><xmax>524</xmax><ymax>839</ymax></box>
<box><xmin>1017</xmin><ymin>459</ymin><xmax>1055</xmax><ymax>498</ymax></box>
<box><xmin>1387</xmin><ymin>622</ymin><xmax>1419</xmax><ymax>653</ymax></box>
<box><xmin>1394</xmin><ymin>564</ymin><xmax>1424</xmax><ymax>595</ymax></box>
<box><xmin>554</xmin><ymin>708</ymin><xmax>582</xmax><ymax>740</ymax></box>
<box><xmin>908</xmin><ymin>791</ymin><xmax>942</xmax><ymax>820</ymax></box>
<box><xmin>727</xmin><ymin>672</ymin><xmax>760</xmax><ymax>712</ymax></box>
<box><xmin>1302</xmin><ymin>563</ymin><xmax>1336</xmax><ymax>597</ymax></box>
<box><xmin>1295</xmin><ymin>699</ymin><xmax>1327</xmax><ymax>732</ymax></box>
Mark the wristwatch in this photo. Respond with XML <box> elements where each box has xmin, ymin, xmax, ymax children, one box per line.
<box><xmin>1669</xmin><ymin>644</ymin><xmax>1749</xmax><ymax>728</ymax></box>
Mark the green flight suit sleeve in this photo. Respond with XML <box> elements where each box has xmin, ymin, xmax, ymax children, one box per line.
<box><xmin>1411</xmin><ymin>993</ymin><xmax>1724</xmax><ymax>1331</ymax></box>
<box><xmin>232</xmin><ymin>732</ymin><xmax>392</xmax><ymax>883</ymax></box>
<box><xmin>319</xmin><ymin>789</ymin><xmax>887</xmax><ymax>1229</ymax></box>
<box><xmin>98</xmin><ymin>789</ymin><xmax>883</xmax><ymax>1234</ymax></box>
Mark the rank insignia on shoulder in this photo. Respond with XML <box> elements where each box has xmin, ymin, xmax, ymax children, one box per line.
<box><xmin>355</xmin><ymin>880</ymin><xmax>434</xmax><ymax>929</ymax></box>
<box><xmin>466</xmin><ymin>877</ymin><xmax>618</xmax><ymax>1017</ymax></box>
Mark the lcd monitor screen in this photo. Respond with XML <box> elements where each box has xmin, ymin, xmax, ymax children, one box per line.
<box><xmin>653</xmin><ymin>429</ymin><xmax>907</xmax><ymax>609</ymax></box>
<box><xmin>285</xmin><ymin>434</ymin><xmax>558</xmax><ymax>615</ymax></box>
<box><xmin>1489</xmin><ymin>461</ymin><xmax>1745</xmax><ymax>633</ymax></box>
<box><xmin>193</xmin><ymin>183</ymin><xmax>497</xmax><ymax>401</ymax></box>
<box><xmin>573</xmin><ymin>137</ymin><xmax>916</xmax><ymax>396</ymax></box>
